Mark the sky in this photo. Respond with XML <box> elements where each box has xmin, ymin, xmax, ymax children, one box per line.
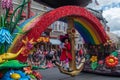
<box><xmin>87</xmin><ymin>0</ymin><xmax>120</xmax><ymax>36</ymax></box>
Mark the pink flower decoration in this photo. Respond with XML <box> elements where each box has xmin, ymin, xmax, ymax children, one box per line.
<box><xmin>98</xmin><ymin>60</ymin><xmax>103</xmax><ymax>65</ymax></box>
<box><xmin>32</xmin><ymin>71</ymin><xmax>42</xmax><ymax>80</ymax></box>
<box><xmin>1</xmin><ymin>0</ymin><xmax>13</xmax><ymax>9</ymax></box>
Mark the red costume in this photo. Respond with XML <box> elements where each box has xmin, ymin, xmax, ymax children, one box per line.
<box><xmin>60</xmin><ymin>42</ymin><xmax>72</xmax><ymax>61</ymax></box>
<box><xmin>79</xmin><ymin>49</ymin><xmax>83</xmax><ymax>55</ymax></box>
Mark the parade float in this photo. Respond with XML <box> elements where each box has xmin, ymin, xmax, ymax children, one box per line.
<box><xmin>0</xmin><ymin>0</ymin><xmax>43</xmax><ymax>80</ymax></box>
<box><xmin>0</xmin><ymin>0</ymin><xmax>120</xmax><ymax>79</ymax></box>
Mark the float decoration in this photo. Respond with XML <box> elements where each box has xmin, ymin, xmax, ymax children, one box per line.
<box><xmin>98</xmin><ymin>60</ymin><xmax>104</xmax><ymax>65</ymax></box>
<box><xmin>91</xmin><ymin>62</ymin><xmax>98</xmax><ymax>70</ymax></box>
<box><xmin>0</xmin><ymin>60</ymin><xmax>28</xmax><ymax>69</ymax></box>
<box><xmin>0</xmin><ymin>0</ymin><xmax>44</xmax><ymax>79</ymax></box>
<box><xmin>105</xmin><ymin>55</ymin><xmax>118</xmax><ymax>68</ymax></box>
<box><xmin>32</xmin><ymin>71</ymin><xmax>42</xmax><ymax>80</ymax></box>
<box><xmin>1</xmin><ymin>0</ymin><xmax>13</xmax><ymax>9</ymax></box>
<box><xmin>23</xmin><ymin>66</ymin><xmax>33</xmax><ymax>74</ymax></box>
<box><xmin>0</xmin><ymin>47</ymin><xmax>24</xmax><ymax>63</ymax></box>
<box><xmin>0</xmin><ymin>59</ymin><xmax>44</xmax><ymax>79</ymax></box>
<box><xmin>0</xmin><ymin>15</ymin><xmax>13</xmax><ymax>54</ymax></box>
<box><xmin>111</xmin><ymin>51</ymin><xmax>118</xmax><ymax>57</ymax></box>
<box><xmin>1</xmin><ymin>70</ymin><xmax>30</xmax><ymax>80</ymax></box>
<box><xmin>0</xmin><ymin>28</ymin><xmax>12</xmax><ymax>44</ymax></box>
<box><xmin>21</xmin><ymin>37</ymin><xmax>35</xmax><ymax>56</ymax></box>
<box><xmin>7</xmin><ymin>5</ymin><xmax>111</xmax><ymax>76</ymax></box>
<box><xmin>90</xmin><ymin>56</ymin><xmax>98</xmax><ymax>70</ymax></box>
<box><xmin>90</xmin><ymin>56</ymin><xmax>97</xmax><ymax>63</ymax></box>
<box><xmin>23</xmin><ymin>66</ymin><xmax>42</xmax><ymax>80</ymax></box>
<box><xmin>0</xmin><ymin>0</ymin><xmax>30</xmax><ymax>54</ymax></box>
<box><xmin>37</xmin><ymin>37</ymin><xmax>50</xmax><ymax>43</ymax></box>
<box><xmin>0</xmin><ymin>0</ymin><xmax>117</xmax><ymax>78</ymax></box>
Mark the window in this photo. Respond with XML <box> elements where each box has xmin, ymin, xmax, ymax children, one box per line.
<box><xmin>54</xmin><ymin>22</ymin><xmax>57</xmax><ymax>31</ymax></box>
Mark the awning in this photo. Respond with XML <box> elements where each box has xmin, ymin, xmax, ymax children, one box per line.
<box><xmin>30</xmin><ymin>11</ymin><xmax>35</xmax><ymax>17</ymax></box>
<box><xmin>50</xmin><ymin>39</ymin><xmax>61</xmax><ymax>45</ymax></box>
<box><xmin>18</xmin><ymin>10</ymin><xmax>27</xmax><ymax>18</ymax></box>
<box><xmin>9</xmin><ymin>9</ymin><xmax>13</xmax><ymax>15</ymax></box>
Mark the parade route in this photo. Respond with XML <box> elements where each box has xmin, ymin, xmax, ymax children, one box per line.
<box><xmin>40</xmin><ymin>68</ymin><xmax>120</xmax><ymax>80</ymax></box>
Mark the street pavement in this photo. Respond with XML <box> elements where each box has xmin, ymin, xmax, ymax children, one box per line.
<box><xmin>40</xmin><ymin>67</ymin><xmax>120</xmax><ymax>80</ymax></box>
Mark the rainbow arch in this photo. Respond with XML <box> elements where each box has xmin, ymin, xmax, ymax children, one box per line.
<box><xmin>8</xmin><ymin>6</ymin><xmax>110</xmax><ymax>62</ymax></box>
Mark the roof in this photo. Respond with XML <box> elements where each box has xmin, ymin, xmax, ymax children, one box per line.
<box><xmin>50</xmin><ymin>39</ymin><xmax>61</xmax><ymax>45</ymax></box>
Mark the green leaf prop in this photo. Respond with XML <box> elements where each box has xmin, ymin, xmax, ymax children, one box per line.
<box><xmin>111</xmin><ymin>51</ymin><xmax>118</xmax><ymax>57</ymax></box>
<box><xmin>0</xmin><ymin>60</ymin><xmax>28</xmax><ymax>69</ymax></box>
<box><xmin>16</xmin><ymin>26</ymin><xmax>24</xmax><ymax>34</ymax></box>
<box><xmin>0</xmin><ymin>16</ymin><xmax>1</xmax><ymax>27</ymax></box>
<box><xmin>0</xmin><ymin>15</ymin><xmax>5</xmax><ymax>27</ymax></box>
<box><xmin>29</xmin><ymin>74</ymin><xmax>36</xmax><ymax>79</ymax></box>
<box><xmin>91</xmin><ymin>62</ymin><xmax>98</xmax><ymax>70</ymax></box>
<box><xmin>32</xmin><ymin>65</ymin><xmax>46</xmax><ymax>70</ymax></box>
<box><xmin>0</xmin><ymin>44</ymin><xmax>5</xmax><ymax>54</ymax></box>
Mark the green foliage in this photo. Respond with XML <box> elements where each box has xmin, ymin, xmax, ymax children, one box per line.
<box><xmin>0</xmin><ymin>15</ymin><xmax>5</xmax><ymax>27</ymax></box>
<box><xmin>9</xmin><ymin>0</ymin><xmax>30</xmax><ymax>33</ymax></box>
<box><xmin>0</xmin><ymin>16</ymin><xmax>1</xmax><ymax>27</ymax></box>
<box><xmin>0</xmin><ymin>60</ymin><xmax>28</xmax><ymax>69</ymax></box>
<box><xmin>16</xmin><ymin>26</ymin><xmax>24</xmax><ymax>34</ymax></box>
<box><xmin>29</xmin><ymin>74</ymin><xmax>36</xmax><ymax>79</ymax></box>
<box><xmin>0</xmin><ymin>44</ymin><xmax>5</xmax><ymax>54</ymax></box>
<box><xmin>0</xmin><ymin>0</ymin><xmax>29</xmax><ymax>53</ymax></box>
<box><xmin>91</xmin><ymin>62</ymin><xmax>98</xmax><ymax>70</ymax></box>
<box><xmin>111</xmin><ymin>51</ymin><xmax>118</xmax><ymax>57</ymax></box>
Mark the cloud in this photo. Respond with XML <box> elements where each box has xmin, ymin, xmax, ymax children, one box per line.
<box><xmin>87</xmin><ymin>0</ymin><xmax>120</xmax><ymax>36</ymax></box>
<box><xmin>103</xmin><ymin>8</ymin><xmax>120</xmax><ymax>31</ymax></box>
<box><xmin>87</xmin><ymin>0</ymin><xmax>120</xmax><ymax>10</ymax></box>
<box><xmin>111</xmin><ymin>31</ymin><xmax>120</xmax><ymax>37</ymax></box>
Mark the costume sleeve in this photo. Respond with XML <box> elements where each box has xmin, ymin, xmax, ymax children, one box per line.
<box><xmin>65</xmin><ymin>43</ymin><xmax>71</xmax><ymax>51</ymax></box>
